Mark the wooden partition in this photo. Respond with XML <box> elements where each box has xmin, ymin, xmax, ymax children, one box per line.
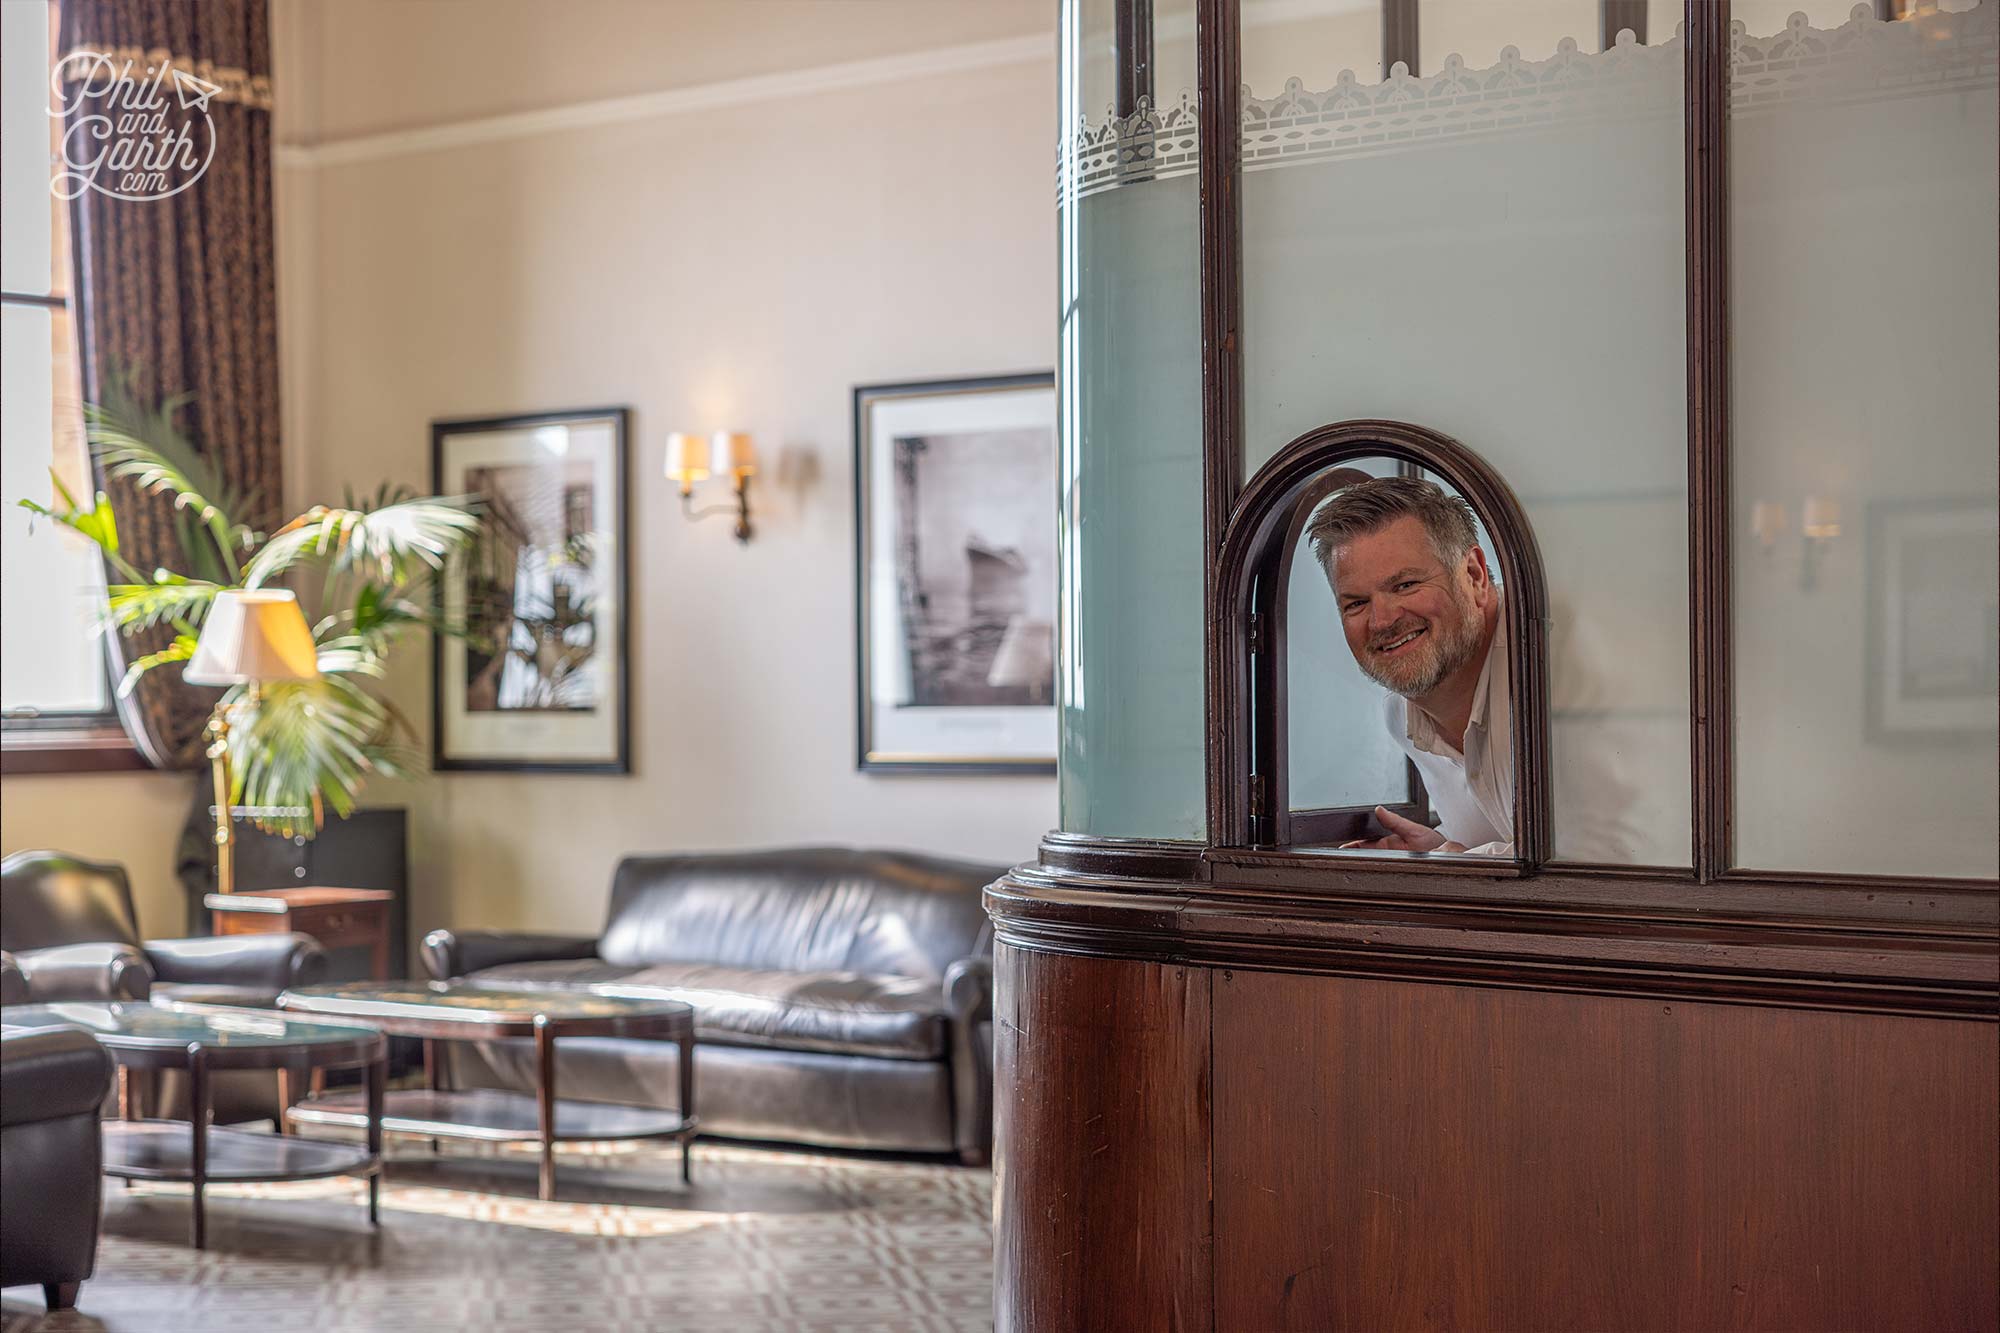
<box><xmin>988</xmin><ymin>847</ymin><xmax>2000</xmax><ymax>1331</ymax></box>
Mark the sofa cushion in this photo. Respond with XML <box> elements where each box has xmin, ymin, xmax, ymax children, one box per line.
<box><xmin>599</xmin><ymin>848</ymin><xmax>1002</xmax><ymax>980</ymax></box>
<box><xmin>465</xmin><ymin>958</ymin><xmax>949</xmax><ymax>1061</ymax></box>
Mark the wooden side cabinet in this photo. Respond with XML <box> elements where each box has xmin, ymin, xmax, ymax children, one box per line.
<box><xmin>208</xmin><ymin>887</ymin><xmax>396</xmax><ymax>980</ymax></box>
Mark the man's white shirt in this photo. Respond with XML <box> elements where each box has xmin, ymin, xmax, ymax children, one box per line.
<box><xmin>1379</xmin><ymin>608</ymin><xmax>1514</xmax><ymax>856</ymax></box>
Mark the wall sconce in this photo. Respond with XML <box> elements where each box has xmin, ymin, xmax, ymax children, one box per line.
<box><xmin>1750</xmin><ymin>500</ymin><xmax>1788</xmax><ymax>552</ymax></box>
<box><xmin>666</xmin><ymin>431</ymin><xmax>757</xmax><ymax>543</ymax></box>
<box><xmin>1800</xmin><ymin>495</ymin><xmax>1842</xmax><ymax>591</ymax></box>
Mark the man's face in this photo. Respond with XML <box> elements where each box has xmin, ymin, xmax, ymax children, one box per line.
<box><xmin>1329</xmin><ymin>514</ymin><xmax>1489</xmax><ymax>699</ymax></box>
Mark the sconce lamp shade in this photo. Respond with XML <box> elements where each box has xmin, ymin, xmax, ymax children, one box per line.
<box><xmin>184</xmin><ymin>589</ymin><xmax>321</xmax><ymax>686</ymax></box>
<box><xmin>987</xmin><ymin>616</ymin><xmax>1054</xmax><ymax>690</ymax></box>
<box><xmin>1750</xmin><ymin>500</ymin><xmax>1788</xmax><ymax>547</ymax></box>
<box><xmin>1802</xmin><ymin>496</ymin><xmax>1843</xmax><ymax>539</ymax></box>
<box><xmin>665</xmin><ymin>433</ymin><xmax>711</xmax><ymax>484</ymax></box>
<box><xmin>711</xmin><ymin>431</ymin><xmax>757</xmax><ymax>477</ymax></box>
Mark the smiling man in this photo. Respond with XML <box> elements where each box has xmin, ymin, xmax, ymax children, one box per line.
<box><xmin>1305</xmin><ymin>474</ymin><xmax>1512</xmax><ymax>856</ymax></box>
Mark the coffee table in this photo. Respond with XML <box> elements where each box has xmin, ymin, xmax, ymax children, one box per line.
<box><xmin>277</xmin><ymin>982</ymin><xmax>696</xmax><ymax>1199</ymax></box>
<box><xmin>0</xmin><ymin>1002</ymin><xmax>385</xmax><ymax>1249</ymax></box>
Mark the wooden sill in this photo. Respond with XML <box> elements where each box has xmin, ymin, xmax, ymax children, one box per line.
<box><xmin>1</xmin><ymin>725</ymin><xmax>150</xmax><ymax>774</ymax></box>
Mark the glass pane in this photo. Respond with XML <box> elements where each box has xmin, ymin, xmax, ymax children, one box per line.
<box><xmin>1288</xmin><ymin>458</ymin><xmax>1412</xmax><ymax>814</ymax></box>
<box><xmin>1</xmin><ymin>0</ymin><xmax>55</xmax><ymax>295</ymax></box>
<box><xmin>1057</xmin><ymin>0</ymin><xmax>1207</xmax><ymax>839</ymax></box>
<box><xmin>1241</xmin><ymin>4</ymin><xmax>1692</xmax><ymax>865</ymax></box>
<box><xmin>2</xmin><ymin>302</ymin><xmax>110</xmax><ymax>715</ymax></box>
<box><xmin>1730</xmin><ymin>1</ymin><xmax>1998</xmax><ymax>878</ymax></box>
<box><xmin>1425</xmin><ymin>0</ymin><xmax>1602</xmax><ymax>66</ymax></box>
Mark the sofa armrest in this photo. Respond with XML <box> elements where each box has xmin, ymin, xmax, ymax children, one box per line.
<box><xmin>11</xmin><ymin>942</ymin><xmax>154</xmax><ymax>1002</ymax></box>
<box><xmin>0</xmin><ymin>951</ymin><xmax>30</xmax><ymax>1006</ymax></box>
<box><xmin>144</xmin><ymin>934</ymin><xmax>328</xmax><ymax>993</ymax></box>
<box><xmin>944</xmin><ymin>954</ymin><xmax>993</xmax><ymax>1025</ymax></box>
<box><xmin>421</xmin><ymin>929</ymin><xmax>600</xmax><ymax>981</ymax></box>
<box><xmin>942</xmin><ymin>952</ymin><xmax>994</xmax><ymax>1165</ymax></box>
<box><xmin>0</xmin><ymin>1026</ymin><xmax>115</xmax><ymax>1126</ymax></box>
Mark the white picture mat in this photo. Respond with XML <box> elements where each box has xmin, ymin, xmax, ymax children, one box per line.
<box><xmin>864</xmin><ymin>385</ymin><xmax>1058</xmax><ymax>762</ymax></box>
<box><xmin>438</xmin><ymin>419</ymin><xmax>622</xmax><ymax>763</ymax></box>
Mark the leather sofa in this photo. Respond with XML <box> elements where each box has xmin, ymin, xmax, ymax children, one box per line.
<box><xmin>0</xmin><ymin>849</ymin><xmax>328</xmax><ymax>1005</ymax></box>
<box><xmin>422</xmin><ymin>847</ymin><xmax>1003</xmax><ymax>1163</ymax></box>
<box><xmin>0</xmin><ymin>1023</ymin><xmax>114</xmax><ymax>1311</ymax></box>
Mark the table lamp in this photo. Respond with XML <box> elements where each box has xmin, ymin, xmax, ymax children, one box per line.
<box><xmin>183</xmin><ymin>589</ymin><xmax>321</xmax><ymax>896</ymax></box>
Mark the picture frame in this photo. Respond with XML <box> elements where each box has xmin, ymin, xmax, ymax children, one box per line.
<box><xmin>1865</xmin><ymin>497</ymin><xmax>1999</xmax><ymax>743</ymax></box>
<box><xmin>853</xmin><ymin>374</ymin><xmax>1058</xmax><ymax>773</ymax></box>
<box><xmin>431</xmin><ymin>408</ymin><xmax>631</xmax><ymax>773</ymax></box>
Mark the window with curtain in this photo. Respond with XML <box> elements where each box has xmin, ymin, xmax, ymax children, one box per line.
<box><xmin>1</xmin><ymin>0</ymin><xmax>115</xmax><ymax>737</ymax></box>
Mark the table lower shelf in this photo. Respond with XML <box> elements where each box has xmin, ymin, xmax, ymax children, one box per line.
<box><xmin>105</xmin><ymin>1120</ymin><xmax>378</xmax><ymax>1184</ymax></box>
<box><xmin>287</xmin><ymin>1088</ymin><xmax>696</xmax><ymax>1144</ymax></box>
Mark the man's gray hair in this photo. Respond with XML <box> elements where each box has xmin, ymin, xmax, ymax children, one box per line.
<box><xmin>1304</xmin><ymin>474</ymin><xmax>1481</xmax><ymax>580</ymax></box>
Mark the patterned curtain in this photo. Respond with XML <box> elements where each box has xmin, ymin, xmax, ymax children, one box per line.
<box><xmin>57</xmin><ymin>0</ymin><xmax>281</xmax><ymax>767</ymax></box>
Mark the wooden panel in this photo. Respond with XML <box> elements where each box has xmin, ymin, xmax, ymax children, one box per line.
<box><xmin>1214</xmin><ymin>970</ymin><xmax>1999</xmax><ymax>1331</ymax></box>
<box><xmin>993</xmin><ymin>943</ymin><xmax>1212</xmax><ymax>1333</ymax></box>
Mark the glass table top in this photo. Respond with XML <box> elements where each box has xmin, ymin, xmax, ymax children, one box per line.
<box><xmin>280</xmin><ymin>981</ymin><xmax>692</xmax><ymax>1023</ymax></box>
<box><xmin>1</xmin><ymin>1002</ymin><xmax>381</xmax><ymax>1048</ymax></box>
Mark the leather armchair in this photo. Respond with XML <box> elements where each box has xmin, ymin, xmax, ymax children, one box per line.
<box><xmin>0</xmin><ymin>850</ymin><xmax>328</xmax><ymax>1006</ymax></box>
<box><xmin>0</xmin><ymin>1024</ymin><xmax>114</xmax><ymax>1311</ymax></box>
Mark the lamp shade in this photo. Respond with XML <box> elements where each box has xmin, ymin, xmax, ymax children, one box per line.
<box><xmin>183</xmin><ymin>589</ymin><xmax>321</xmax><ymax>686</ymax></box>
<box><xmin>664</xmin><ymin>432</ymin><xmax>711</xmax><ymax>483</ymax></box>
<box><xmin>710</xmin><ymin>431</ymin><xmax>757</xmax><ymax>477</ymax></box>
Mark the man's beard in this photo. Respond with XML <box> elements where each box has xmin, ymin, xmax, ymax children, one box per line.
<box><xmin>1357</xmin><ymin>589</ymin><xmax>1486</xmax><ymax>699</ymax></box>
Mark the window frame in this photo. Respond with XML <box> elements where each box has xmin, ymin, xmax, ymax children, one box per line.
<box><xmin>1218</xmin><ymin>419</ymin><xmax>1551</xmax><ymax>874</ymax></box>
<box><xmin>0</xmin><ymin>0</ymin><xmax>140</xmax><ymax>772</ymax></box>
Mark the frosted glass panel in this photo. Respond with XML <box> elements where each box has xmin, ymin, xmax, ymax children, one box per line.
<box><xmin>1730</xmin><ymin>2</ymin><xmax>1998</xmax><ymax>879</ymax></box>
<box><xmin>1241</xmin><ymin>14</ymin><xmax>1691</xmax><ymax>865</ymax></box>
<box><xmin>1058</xmin><ymin>0</ymin><xmax>1206</xmax><ymax>839</ymax></box>
<box><xmin>1425</xmin><ymin>0</ymin><xmax>1601</xmax><ymax>66</ymax></box>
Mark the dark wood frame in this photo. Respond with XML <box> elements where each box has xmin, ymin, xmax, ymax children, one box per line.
<box><xmin>851</xmin><ymin>373</ymin><xmax>1059</xmax><ymax>775</ymax></box>
<box><xmin>429</xmin><ymin>407</ymin><xmax>632</xmax><ymax>775</ymax></box>
<box><xmin>1216</xmin><ymin>421</ymin><xmax>1548</xmax><ymax>863</ymax></box>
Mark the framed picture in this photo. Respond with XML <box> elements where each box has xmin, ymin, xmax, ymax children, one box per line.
<box><xmin>432</xmin><ymin>408</ymin><xmax>631</xmax><ymax>772</ymax></box>
<box><xmin>1866</xmin><ymin>497</ymin><xmax>1999</xmax><ymax>742</ymax></box>
<box><xmin>854</xmin><ymin>374</ymin><xmax>1057</xmax><ymax>773</ymax></box>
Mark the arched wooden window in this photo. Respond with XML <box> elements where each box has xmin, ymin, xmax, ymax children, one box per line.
<box><xmin>1215</xmin><ymin>420</ymin><xmax>1550</xmax><ymax>868</ymax></box>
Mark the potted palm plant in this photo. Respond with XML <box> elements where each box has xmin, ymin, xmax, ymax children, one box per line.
<box><xmin>19</xmin><ymin>384</ymin><xmax>480</xmax><ymax>839</ymax></box>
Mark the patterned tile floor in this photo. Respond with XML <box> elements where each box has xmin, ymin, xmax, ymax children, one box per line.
<box><xmin>1</xmin><ymin>1140</ymin><xmax>993</xmax><ymax>1333</ymax></box>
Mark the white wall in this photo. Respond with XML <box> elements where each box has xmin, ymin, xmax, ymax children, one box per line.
<box><xmin>4</xmin><ymin>3</ymin><xmax>1059</xmax><ymax>944</ymax></box>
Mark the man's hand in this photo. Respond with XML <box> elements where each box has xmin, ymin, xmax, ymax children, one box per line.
<box><xmin>1339</xmin><ymin>806</ymin><xmax>1468</xmax><ymax>854</ymax></box>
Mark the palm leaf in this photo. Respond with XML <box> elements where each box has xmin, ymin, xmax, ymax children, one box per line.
<box><xmin>105</xmin><ymin>575</ymin><xmax>221</xmax><ymax>634</ymax></box>
<box><xmin>229</xmin><ymin>679</ymin><xmax>380</xmax><ymax>837</ymax></box>
<box><xmin>117</xmin><ymin>634</ymin><xmax>199</xmax><ymax>697</ymax></box>
<box><xmin>243</xmin><ymin>498</ymin><xmax>478</xmax><ymax>589</ymax></box>
<box><xmin>84</xmin><ymin>382</ymin><xmax>258</xmax><ymax>569</ymax></box>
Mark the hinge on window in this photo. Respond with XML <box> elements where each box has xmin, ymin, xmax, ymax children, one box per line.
<box><xmin>1248</xmin><ymin>771</ymin><xmax>1272</xmax><ymax>844</ymax></box>
<box><xmin>1246</xmin><ymin>611</ymin><xmax>1266</xmax><ymax>657</ymax></box>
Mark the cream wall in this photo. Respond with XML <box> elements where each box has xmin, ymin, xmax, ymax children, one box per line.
<box><xmin>4</xmin><ymin>2</ymin><xmax>1059</xmax><ymax>944</ymax></box>
<box><xmin>285</xmin><ymin>5</ymin><xmax>1059</xmax><ymax>937</ymax></box>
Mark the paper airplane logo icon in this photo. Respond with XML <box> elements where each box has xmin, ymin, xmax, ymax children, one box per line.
<box><xmin>172</xmin><ymin>67</ymin><xmax>220</xmax><ymax>112</ymax></box>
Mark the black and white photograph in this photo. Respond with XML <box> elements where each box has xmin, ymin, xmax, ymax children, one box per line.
<box><xmin>855</xmin><ymin>375</ymin><xmax>1057</xmax><ymax>771</ymax></box>
<box><xmin>433</xmin><ymin>408</ymin><xmax>631</xmax><ymax>771</ymax></box>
